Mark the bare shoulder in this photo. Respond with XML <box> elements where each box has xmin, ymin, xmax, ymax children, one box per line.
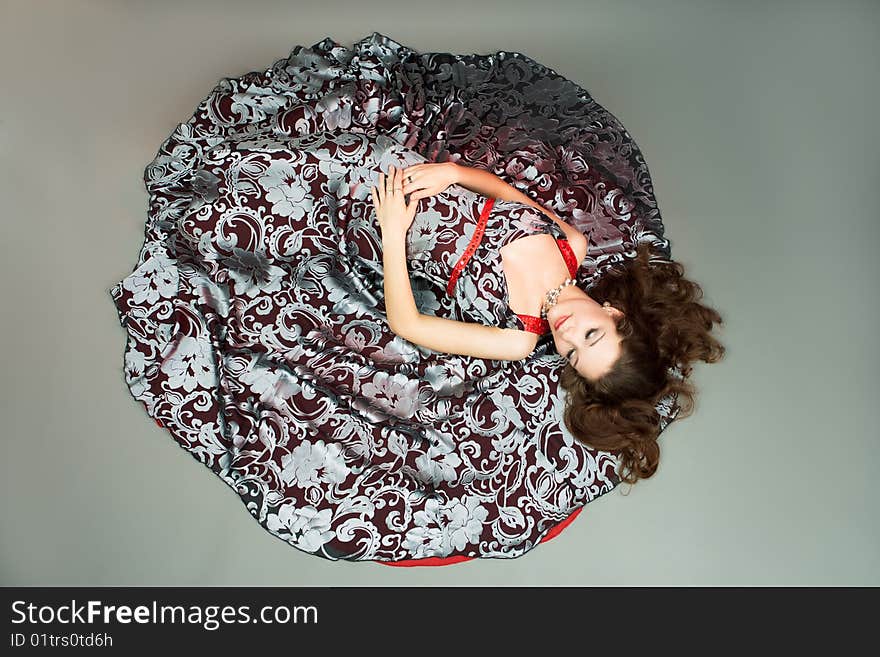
<box><xmin>567</xmin><ymin>228</ymin><xmax>588</xmax><ymax>263</ymax></box>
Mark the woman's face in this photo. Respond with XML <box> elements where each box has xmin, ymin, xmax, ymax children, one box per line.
<box><xmin>546</xmin><ymin>290</ymin><xmax>624</xmax><ymax>381</ymax></box>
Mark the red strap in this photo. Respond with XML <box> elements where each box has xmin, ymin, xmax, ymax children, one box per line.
<box><xmin>516</xmin><ymin>313</ymin><xmax>550</xmax><ymax>334</ymax></box>
<box><xmin>446</xmin><ymin>197</ymin><xmax>496</xmax><ymax>296</ymax></box>
<box><xmin>556</xmin><ymin>237</ymin><xmax>580</xmax><ymax>279</ymax></box>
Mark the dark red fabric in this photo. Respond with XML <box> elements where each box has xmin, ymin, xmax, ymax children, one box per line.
<box><xmin>381</xmin><ymin>507</ymin><xmax>584</xmax><ymax>567</ymax></box>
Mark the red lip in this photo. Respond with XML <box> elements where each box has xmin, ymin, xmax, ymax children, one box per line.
<box><xmin>554</xmin><ymin>315</ymin><xmax>571</xmax><ymax>331</ymax></box>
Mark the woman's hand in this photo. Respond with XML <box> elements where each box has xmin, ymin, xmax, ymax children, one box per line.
<box><xmin>371</xmin><ymin>165</ymin><xmax>418</xmax><ymax>239</ymax></box>
<box><xmin>399</xmin><ymin>162</ymin><xmax>459</xmax><ymax>203</ymax></box>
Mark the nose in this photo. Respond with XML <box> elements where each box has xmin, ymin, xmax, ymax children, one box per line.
<box><xmin>555</xmin><ymin>328</ymin><xmax>575</xmax><ymax>357</ymax></box>
<box><xmin>560</xmin><ymin>319</ymin><xmax>586</xmax><ymax>347</ymax></box>
<box><xmin>557</xmin><ymin>315</ymin><xmax>575</xmax><ymax>336</ymax></box>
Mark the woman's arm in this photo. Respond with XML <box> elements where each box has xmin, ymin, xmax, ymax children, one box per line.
<box><xmin>399</xmin><ymin>314</ymin><xmax>535</xmax><ymax>361</ymax></box>
<box><xmin>380</xmin><ymin>231</ymin><xmax>534</xmax><ymax>360</ymax></box>
<box><xmin>381</xmin><ymin>231</ymin><xmax>420</xmax><ymax>334</ymax></box>
<box><xmin>453</xmin><ymin>163</ymin><xmax>584</xmax><ymax>243</ymax></box>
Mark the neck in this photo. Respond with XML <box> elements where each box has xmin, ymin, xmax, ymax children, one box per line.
<box><xmin>554</xmin><ymin>284</ymin><xmax>586</xmax><ymax>303</ymax></box>
<box><xmin>543</xmin><ymin>281</ymin><xmax>583</xmax><ymax>302</ymax></box>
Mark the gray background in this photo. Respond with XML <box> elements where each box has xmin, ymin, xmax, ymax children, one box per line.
<box><xmin>2</xmin><ymin>0</ymin><xmax>877</xmax><ymax>586</ymax></box>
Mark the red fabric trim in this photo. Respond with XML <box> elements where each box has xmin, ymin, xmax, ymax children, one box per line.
<box><xmin>381</xmin><ymin>507</ymin><xmax>584</xmax><ymax>567</ymax></box>
<box><xmin>556</xmin><ymin>237</ymin><xmax>580</xmax><ymax>279</ymax></box>
<box><xmin>540</xmin><ymin>506</ymin><xmax>583</xmax><ymax>542</ymax></box>
<box><xmin>381</xmin><ymin>554</ymin><xmax>474</xmax><ymax>568</ymax></box>
<box><xmin>515</xmin><ymin>313</ymin><xmax>550</xmax><ymax>335</ymax></box>
<box><xmin>446</xmin><ymin>197</ymin><xmax>495</xmax><ymax>296</ymax></box>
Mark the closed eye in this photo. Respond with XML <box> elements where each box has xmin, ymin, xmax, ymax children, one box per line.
<box><xmin>567</xmin><ymin>329</ymin><xmax>597</xmax><ymax>363</ymax></box>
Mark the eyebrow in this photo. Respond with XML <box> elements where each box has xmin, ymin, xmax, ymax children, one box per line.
<box><xmin>573</xmin><ymin>332</ymin><xmax>605</xmax><ymax>366</ymax></box>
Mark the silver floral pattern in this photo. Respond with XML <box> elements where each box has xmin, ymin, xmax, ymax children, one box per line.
<box><xmin>109</xmin><ymin>32</ymin><xmax>681</xmax><ymax>562</ymax></box>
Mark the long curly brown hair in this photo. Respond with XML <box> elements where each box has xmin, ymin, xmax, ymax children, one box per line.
<box><xmin>559</xmin><ymin>241</ymin><xmax>726</xmax><ymax>486</ymax></box>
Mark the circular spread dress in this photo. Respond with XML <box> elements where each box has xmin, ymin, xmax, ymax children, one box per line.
<box><xmin>108</xmin><ymin>32</ymin><xmax>682</xmax><ymax>562</ymax></box>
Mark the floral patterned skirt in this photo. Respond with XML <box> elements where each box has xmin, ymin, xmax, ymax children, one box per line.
<box><xmin>108</xmin><ymin>32</ymin><xmax>680</xmax><ymax>563</ymax></box>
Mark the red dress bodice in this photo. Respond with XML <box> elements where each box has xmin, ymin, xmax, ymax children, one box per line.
<box><xmin>445</xmin><ymin>197</ymin><xmax>581</xmax><ymax>335</ymax></box>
